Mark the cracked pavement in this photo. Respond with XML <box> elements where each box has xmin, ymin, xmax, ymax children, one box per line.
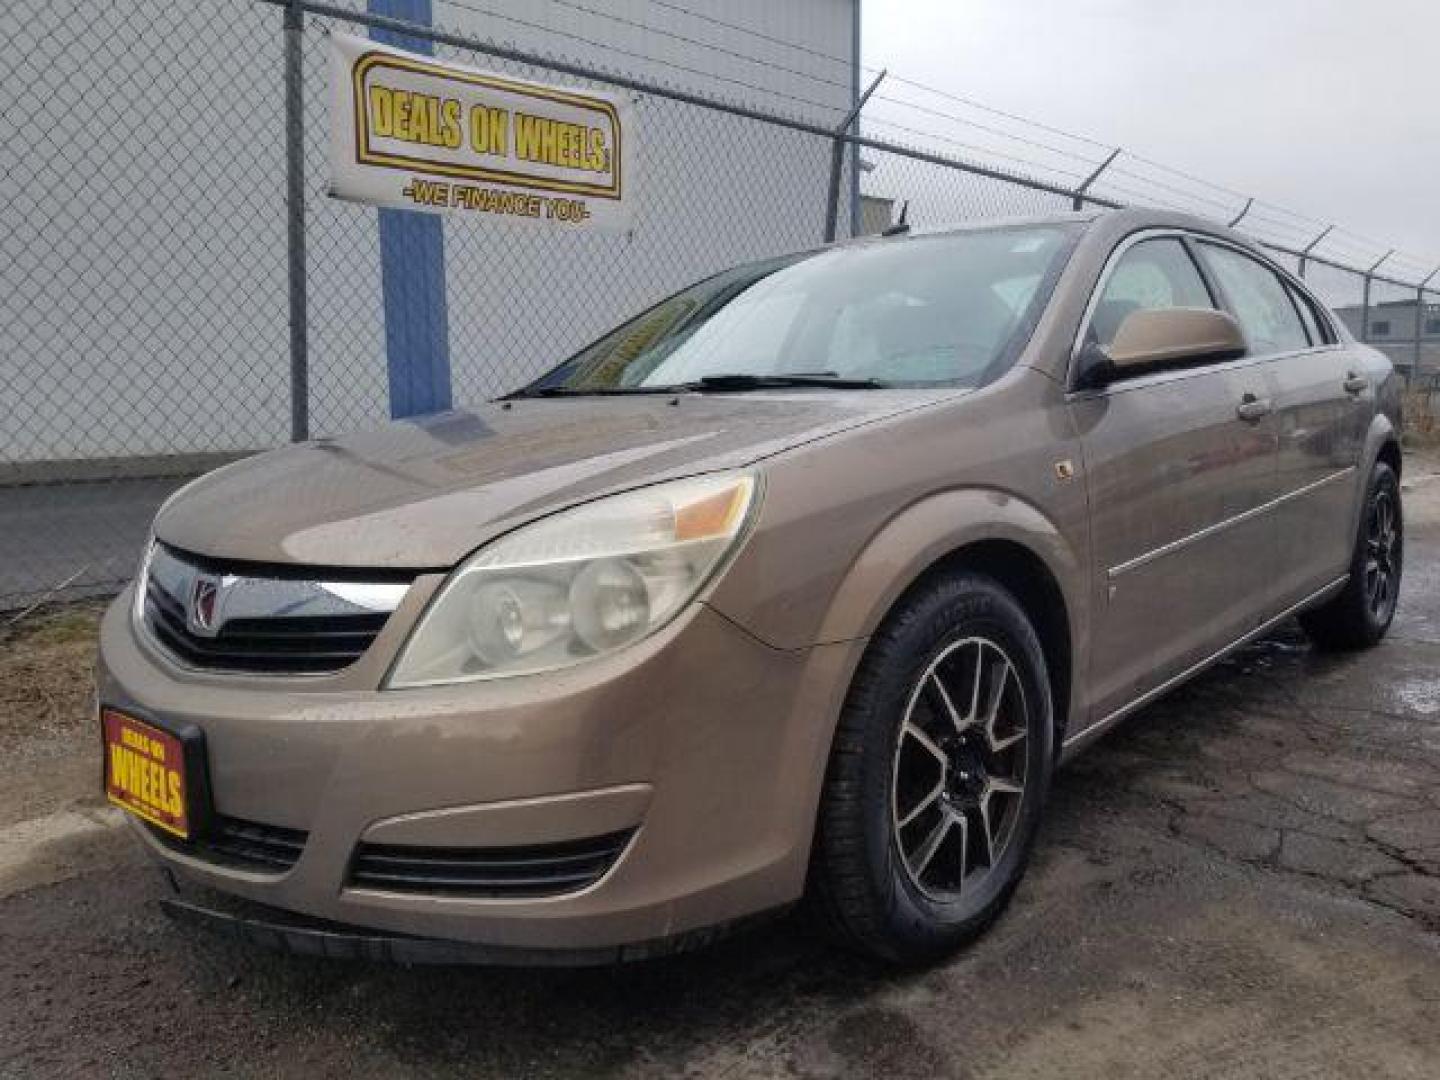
<box><xmin>1071</xmin><ymin>617</ymin><xmax>1440</xmax><ymax>930</ymax></box>
<box><xmin>1</xmin><ymin>455</ymin><xmax>1438</xmax><ymax>1078</ymax></box>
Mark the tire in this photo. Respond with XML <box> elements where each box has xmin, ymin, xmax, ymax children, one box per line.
<box><xmin>810</xmin><ymin>572</ymin><xmax>1055</xmax><ymax>965</ymax></box>
<box><xmin>1299</xmin><ymin>460</ymin><xmax>1402</xmax><ymax>651</ymax></box>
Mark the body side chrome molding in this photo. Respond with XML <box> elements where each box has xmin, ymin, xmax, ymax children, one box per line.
<box><xmin>1108</xmin><ymin>466</ymin><xmax>1355</xmax><ymax>580</ymax></box>
<box><xmin>1062</xmin><ymin>574</ymin><xmax>1349</xmax><ymax>755</ymax></box>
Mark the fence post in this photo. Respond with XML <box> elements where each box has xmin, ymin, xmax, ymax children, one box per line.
<box><xmin>1416</xmin><ymin>267</ymin><xmax>1440</xmax><ymax>376</ymax></box>
<box><xmin>284</xmin><ymin>0</ymin><xmax>309</xmax><ymax>442</ymax></box>
<box><xmin>1360</xmin><ymin>276</ymin><xmax>1372</xmax><ymax>344</ymax></box>
<box><xmin>1360</xmin><ymin>250</ymin><xmax>1393</xmax><ymax>345</ymax></box>
<box><xmin>1071</xmin><ymin>148</ymin><xmax>1120</xmax><ymax>211</ymax></box>
<box><xmin>1297</xmin><ymin>224</ymin><xmax>1333</xmax><ymax>281</ymax></box>
<box><xmin>823</xmin><ymin>70</ymin><xmax>886</xmax><ymax>243</ymax></box>
<box><xmin>1416</xmin><ymin>287</ymin><xmax>1425</xmax><ymax>375</ymax></box>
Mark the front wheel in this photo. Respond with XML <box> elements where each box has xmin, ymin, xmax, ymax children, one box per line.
<box><xmin>1300</xmin><ymin>460</ymin><xmax>1402</xmax><ymax>650</ymax></box>
<box><xmin>810</xmin><ymin>573</ymin><xmax>1054</xmax><ymax>965</ymax></box>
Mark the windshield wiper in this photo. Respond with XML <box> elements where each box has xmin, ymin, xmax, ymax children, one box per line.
<box><xmin>685</xmin><ymin>372</ymin><xmax>887</xmax><ymax>391</ymax></box>
<box><xmin>505</xmin><ymin>372</ymin><xmax>886</xmax><ymax>399</ymax></box>
<box><xmin>504</xmin><ymin>384</ymin><xmax>683</xmax><ymax>399</ymax></box>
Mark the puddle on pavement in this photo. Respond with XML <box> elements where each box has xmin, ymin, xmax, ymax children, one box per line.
<box><xmin>1393</xmin><ymin>677</ymin><xmax>1440</xmax><ymax>716</ymax></box>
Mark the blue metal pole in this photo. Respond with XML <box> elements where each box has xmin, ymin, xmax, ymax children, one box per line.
<box><xmin>368</xmin><ymin>0</ymin><xmax>452</xmax><ymax>418</ymax></box>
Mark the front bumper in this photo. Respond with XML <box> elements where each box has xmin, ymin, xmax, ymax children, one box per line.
<box><xmin>97</xmin><ymin>589</ymin><xmax>862</xmax><ymax>954</ymax></box>
<box><xmin>158</xmin><ymin>876</ymin><xmax>786</xmax><ymax>966</ymax></box>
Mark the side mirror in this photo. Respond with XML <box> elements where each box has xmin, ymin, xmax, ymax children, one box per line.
<box><xmin>1103</xmin><ymin>307</ymin><xmax>1247</xmax><ymax>380</ymax></box>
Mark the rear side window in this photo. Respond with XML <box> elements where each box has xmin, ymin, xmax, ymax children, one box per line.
<box><xmin>1197</xmin><ymin>243</ymin><xmax>1309</xmax><ymax>355</ymax></box>
<box><xmin>1089</xmin><ymin>238</ymin><xmax>1213</xmax><ymax>348</ymax></box>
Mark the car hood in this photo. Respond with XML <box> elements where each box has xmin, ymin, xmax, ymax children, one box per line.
<box><xmin>155</xmin><ymin>390</ymin><xmax>960</xmax><ymax>569</ymax></box>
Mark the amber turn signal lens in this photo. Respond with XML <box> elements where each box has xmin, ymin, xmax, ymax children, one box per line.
<box><xmin>674</xmin><ymin>478</ymin><xmax>752</xmax><ymax>542</ymax></box>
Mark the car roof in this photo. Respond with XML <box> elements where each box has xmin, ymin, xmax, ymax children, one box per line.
<box><xmin>845</xmin><ymin>206</ymin><xmax>1282</xmax><ymax>280</ymax></box>
<box><xmin>859</xmin><ymin>206</ymin><xmax>1259</xmax><ymax>249</ymax></box>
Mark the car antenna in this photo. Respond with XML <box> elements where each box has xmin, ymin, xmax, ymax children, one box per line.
<box><xmin>882</xmin><ymin>201</ymin><xmax>910</xmax><ymax>237</ymax></box>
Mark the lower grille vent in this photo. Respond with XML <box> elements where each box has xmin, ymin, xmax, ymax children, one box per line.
<box><xmin>151</xmin><ymin>815</ymin><xmax>308</xmax><ymax>873</ymax></box>
<box><xmin>348</xmin><ymin>831</ymin><xmax>634</xmax><ymax>898</ymax></box>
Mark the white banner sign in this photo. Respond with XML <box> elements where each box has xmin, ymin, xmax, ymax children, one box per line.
<box><xmin>328</xmin><ymin>33</ymin><xmax>635</xmax><ymax>231</ymax></box>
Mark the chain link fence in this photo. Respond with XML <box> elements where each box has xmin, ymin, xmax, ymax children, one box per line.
<box><xmin>3</xmin><ymin>0</ymin><xmax>1438</xmax><ymax>609</ymax></box>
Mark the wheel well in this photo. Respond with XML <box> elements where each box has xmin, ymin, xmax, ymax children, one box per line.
<box><xmin>1378</xmin><ymin>439</ymin><xmax>1401</xmax><ymax>479</ymax></box>
<box><xmin>906</xmin><ymin>539</ymin><xmax>1073</xmax><ymax>740</ymax></box>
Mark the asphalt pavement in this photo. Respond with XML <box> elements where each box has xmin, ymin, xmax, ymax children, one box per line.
<box><xmin>0</xmin><ymin>478</ymin><xmax>185</xmax><ymax>609</ymax></box>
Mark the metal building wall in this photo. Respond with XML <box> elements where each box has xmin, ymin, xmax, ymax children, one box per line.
<box><xmin>1</xmin><ymin>0</ymin><xmax>858</xmax><ymax>465</ymax></box>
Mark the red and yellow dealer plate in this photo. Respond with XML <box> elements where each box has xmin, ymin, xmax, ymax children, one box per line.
<box><xmin>102</xmin><ymin>708</ymin><xmax>190</xmax><ymax>838</ymax></box>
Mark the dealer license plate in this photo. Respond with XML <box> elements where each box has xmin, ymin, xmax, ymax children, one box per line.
<box><xmin>102</xmin><ymin>707</ymin><xmax>191</xmax><ymax>839</ymax></box>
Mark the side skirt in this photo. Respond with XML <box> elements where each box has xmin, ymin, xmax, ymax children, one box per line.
<box><xmin>1058</xmin><ymin>575</ymin><xmax>1349</xmax><ymax>762</ymax></box>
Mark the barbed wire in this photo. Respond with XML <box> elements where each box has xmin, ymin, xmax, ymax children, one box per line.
<box><xmin>603</xmin><ymin>0</ymin><xmax>1121</xmax><ymax>159</ymax></box>
<box><xmin>433</xmin><ymin>0</ymin><xmax>850</xmax><ymax>121</ymax></box>
<box><xmin>880</xmin><ymin>72</ymin><xmax>1114</xmax><ymax>153</ymax></box>
<box><xmin>536</xmin><ymin>0</ymin><xmax>856</xmax><ymax>94</ymax></box>
<box><xmin>608</xmin><ymin>0</ymin><xmax>1437</xmax><ymax>277</ymax></box>
<box><xmin>421</xmin><ymin>0</ymin><xmax>1438</xmax><ymax>276</ymax></box>
<box><xmin>643</xmin><ymin>0</ymin><xmax>860</xmax><ymax>72</ymax></box>
<box><xmin>1112</xmin><ymin>149</ymin><xmax>1251</xmax><ymax>205</ymax></box>
<box><xmin>1101</xmin><ymin>166</ymin><xmax>1239</xmax><ymax>216</ymax></box>
<box><xmin>867</xmin><ymin>94</ymin><xmax>1109</xmax><ymax>172</ymax></box>
<box><xmin>860</xmin><ymin>115</ymin><xmax>1092</xmax><ymax>186</ymax></box>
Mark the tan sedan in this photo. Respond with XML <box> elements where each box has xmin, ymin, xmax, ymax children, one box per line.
<box><xmin>97</xmin><ymin>208</ymin><xmax>1404</xmax><ymax>964</ymax></box>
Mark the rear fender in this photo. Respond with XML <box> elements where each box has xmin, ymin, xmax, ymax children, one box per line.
<box><xmin>1354</xmin><ymin>408</ymin><xmax>1401</xmax><ymax>537</ymax></box>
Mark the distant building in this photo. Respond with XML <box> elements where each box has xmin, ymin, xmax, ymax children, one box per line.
<box><xmin>1332</xmin><ymin>297</ymin><xmax>1440</xmax><ymax>377</ymax></box>
<box><xmin>1334</xmin><ymin>297</ymin><xmax>1440</xmax><ymax>342</ymax></box>
<box><xmin>858</xmin><ymin>194</ymin><xmax>896</xmax><ymax>236</ymax></box>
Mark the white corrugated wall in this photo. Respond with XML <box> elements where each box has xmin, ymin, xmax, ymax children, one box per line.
<box><xmin>1</xmin><ymin>0</ymin><xmax>859</xmax><ymax>463</ymax></box>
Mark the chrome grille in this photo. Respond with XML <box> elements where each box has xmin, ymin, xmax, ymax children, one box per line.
<box><xmin>348</xmin><ymin>831</ymin><xmax>635</xmax><ymax>898</ymax></box>
<box><xmin>140</xmin><ymin>544</ymin><xmax>410</xmax><ymax>675</ymax></box>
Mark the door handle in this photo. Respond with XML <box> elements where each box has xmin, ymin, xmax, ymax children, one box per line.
<box><xmin>1236</xmin><ymin>393</ymin><xmax>1272</xmax><ymax>422</ymax></box>
<box><xmin>1343</xmin><ymin>372</ymin><xmax>1369</xmax><ymax>394</ymax></box>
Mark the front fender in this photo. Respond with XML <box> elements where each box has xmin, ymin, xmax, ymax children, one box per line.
<box><xmin>702</xmin><ymin>485</ymin><xmax>1089</xmax><ymax>897</ymax></box>
<box><xmin>811</xmin><ymin>487</ymin><xmax>1086</xmax><ymax>648</ymax></box>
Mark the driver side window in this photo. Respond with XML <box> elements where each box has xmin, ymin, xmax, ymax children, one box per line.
<box><xmin>1090</xmin><ymin>238</ymin><xmax>1215</xmax><ymax>348</ymax></box>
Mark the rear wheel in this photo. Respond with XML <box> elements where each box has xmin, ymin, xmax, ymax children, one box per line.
<box><xmin>1300</xmin><ymin>460</ymin><xmax>1402</xmax><ymax>650</ymax></box>
<box><xmin>810</xmin><ymin>573</ymin><xmax>1054</xmax><ymax>964</ymax></box>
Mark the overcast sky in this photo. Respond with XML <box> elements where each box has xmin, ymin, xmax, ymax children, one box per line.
<box><xmin>863</xmin><ymin>0</ymin><xmax>1439</xmax><ymax>274</ymax></box>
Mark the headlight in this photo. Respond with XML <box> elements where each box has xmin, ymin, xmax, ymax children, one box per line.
<box><xmin>131</xmin><ymin>535</ymin><xmax>156</xmax><ymax>626</ymax></box>
<box><xmin>385</xmin><ymin>472</ymin><xmax>757</xmax><ymax>688</ymax></box>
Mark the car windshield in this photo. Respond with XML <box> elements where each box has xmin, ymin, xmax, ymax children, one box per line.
<box><xmin>519</xmin><ymin>223</ymin><xmax>1078</xmax><ymax>395</ymax></box>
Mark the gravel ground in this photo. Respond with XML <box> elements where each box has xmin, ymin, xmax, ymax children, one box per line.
<box><xmin>2</xmin><ymin>455</ymin><xmax>1438</xmax><ymax>1079</ymax></box>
